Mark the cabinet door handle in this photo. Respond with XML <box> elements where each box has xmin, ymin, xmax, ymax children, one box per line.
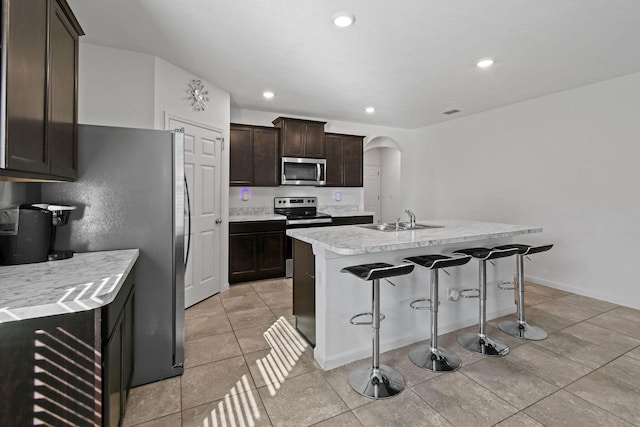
<box><xmin>215</xmin><ymin>218</ymin><xmax>222</xmax><ymax>224</ymax></box>
<box><xmin>305</xmin><ymin>272</ymin><xmax>315</xmax><ymax>279</ymax></box>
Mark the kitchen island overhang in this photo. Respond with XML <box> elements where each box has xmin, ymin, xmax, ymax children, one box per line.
<box><xmin>287</xmin><ymin>220</ymin><xmax>543</xmax><ymax>370</ymax></box>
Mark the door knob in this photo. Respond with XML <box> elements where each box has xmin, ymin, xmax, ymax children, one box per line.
<box><xmin>215</xmin><ymin>218</ymin><xmax>222</xmax><ymax>224</ymax></box>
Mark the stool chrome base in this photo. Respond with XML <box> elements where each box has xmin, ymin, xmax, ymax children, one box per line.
<box><xmin>348</xmin><ymin>364</ymin><xmax>405</xmax><ymax>399</ymax></box>
<box><xmin>498</xmin><ymin>320</ymin><xmax>548</xmax><ymax>341</ymax></box>
<box><xmin>458</xmin><ymin>332</ymin><xmax>510</xmax><ymax>356</ymax></box>
<box><xmin>409</xmin><ymin>345</ymin><xmax>462</xmax><ymax>372</ymax></box>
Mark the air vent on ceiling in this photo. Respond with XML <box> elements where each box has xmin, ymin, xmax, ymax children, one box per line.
<box><xmin>443</xmin><ymin>109</ymin><xmax>461</xmax><ymax>115</ymax></box>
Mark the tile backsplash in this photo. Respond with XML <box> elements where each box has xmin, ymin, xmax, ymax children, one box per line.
<box><xmin>229</xmin><ymin>186</ymin><xmax>363</xmax><ymax>212</ymax></box>
<box><xmin>229</xmin><ymin>206</ymin><xmax>275</xmax><ymax>216</ymax></box>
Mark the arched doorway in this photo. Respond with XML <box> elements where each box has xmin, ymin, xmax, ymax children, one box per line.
<box><xmin>364</xmin><ymin>136</ymin><xmax>403</xmax><ymax>223</ymax></box>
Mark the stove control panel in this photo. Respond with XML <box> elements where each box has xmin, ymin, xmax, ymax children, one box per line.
<box><xmin>274</xmin><ymin>197</ymin><xmax>317</xmax><ymax>208</ymax></box>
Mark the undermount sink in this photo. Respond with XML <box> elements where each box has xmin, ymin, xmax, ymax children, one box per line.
<box><xmin>359</xmin><ymin>222</ymin><xmax>444</xmax><ymax>232</ymax></box>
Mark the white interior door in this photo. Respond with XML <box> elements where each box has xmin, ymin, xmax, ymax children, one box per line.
<box><xmin>168</xmin><ymin>116</ymin><xmax>223</xmax><ymax>307</ymax></box>
<box><xmin>364</xmin><ymin>164</ymin><xmax>381</xmax><ymax>223</ymax></box>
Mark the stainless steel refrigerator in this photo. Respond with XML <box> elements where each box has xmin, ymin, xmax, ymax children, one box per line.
<box><xmin>41</xmin><ymin>124</ymin><xmax>186</xmax><ymax>386</ymax></box>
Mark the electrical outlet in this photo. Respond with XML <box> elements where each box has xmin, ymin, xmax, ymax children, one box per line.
<box><xmin>447</xmin><ymin>288</ymin><xmax>460</xmax><ymax>301</ymax></box>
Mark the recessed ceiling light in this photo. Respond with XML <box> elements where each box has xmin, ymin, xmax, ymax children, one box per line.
<box><xmin>476</xmin><ymin>58</ymin><xmax>494</xmax><ymax>68</ymax></box>
<box><xmin>262</xmin><ymin>91</ymin><xmax>275</xmax><ymax>99</ymax></box>
<box><xmin>333</xmin><ymin>12</ymin><xmax>355</xmax><ymax>28</ymax></box>
<box><xmin>365</xmin><ymin>106</ymin><xmax>375</xmax><ymax>114</ymax></box>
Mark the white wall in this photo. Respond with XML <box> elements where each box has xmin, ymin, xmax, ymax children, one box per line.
<box><xmin>78</xmin><ymin>44</ymin><xmax>231</xmax><ymax>134</ymax></box>
<box><xmin>363</xmin><ymin>146</ymin><xmax>404</xmax><ymax>222</ymax></box>
<box><xmin>153</xmin><ymin>57</ymin><xmax>230</xmax><ymax>132</ymax></box>
<box><xmin>0</xmin><ymin>182</ymin><xmax>41</xmax><ymax>206</ymax></box>
<box><xmin>363</xmin><ymin>148</ymin><xmax>380</xmax><ymax>220</ymax></box>
<box><xmin>379</xmin><ymin>148</ymin><xmax>403</xmax><ymax>222</ymax></box>
<box><xmin>407</xmin><ymin>71</ymin><xmax>640</xmax><ymax>309</ymax></box>
<box><xmin>230</xmin><ymin>186</ymin><xmax>361</xmax><ymax>212</ymax></box>
<box><xmin>78</xmin><ymin>43</ymin><xmax>155</xmax><ymax>128</ymax></box>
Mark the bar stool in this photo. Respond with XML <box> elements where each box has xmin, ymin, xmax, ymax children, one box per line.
<box><xmin>341</xmin><ymin>262</ymin><xmax>415</xmax><ymax>399</ymax></box>
<box><xmin>494</xmin><ymin>243</ymin><xmax>554</xmax><ymax>340</ymax></box>
<box><xmin>403</xmin><ymin>253</ymin><xmax>472</xmax><ymax>371</ymax></box>
<box><xmin>453</xmin><ymin>247</ymin><xmax>520</xmax><ymax>356</ymax></box>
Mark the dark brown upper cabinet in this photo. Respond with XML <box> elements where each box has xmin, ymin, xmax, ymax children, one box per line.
<box><xmin>1</xmin><ymin>0</ymin><xmax>83</xmax><ymax>181</ymax></box>
<box><xmin>325</xmin><ymin>132</ymin><xmax>364</xmax><ymax>187</ymax></box>
<box><xmin>230</xmin><ymin>124</ymin><xmax>279</xmax><ymax>186</ymax></box>
<box><xmin>272</xmin><ymin>117</ymin><xmax>326</xmax><ymax>158</ymax></box>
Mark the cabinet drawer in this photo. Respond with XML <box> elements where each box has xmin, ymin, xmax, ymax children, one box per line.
<box><xmin>230</xmin><ymin>220</ymin><xmax>285</xmax><ymax>234</ymax></box>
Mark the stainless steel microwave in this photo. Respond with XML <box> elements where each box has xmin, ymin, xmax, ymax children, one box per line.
<box><xmin>281</xmin><ymin>157</ymin><xmax>326</xmax><ymax>186</ymax></box>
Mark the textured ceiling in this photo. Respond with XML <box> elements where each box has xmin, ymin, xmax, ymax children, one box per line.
<box><xmin>68</xmin><ymin>0</ymin><xmax>640</xmax><ymax>128</ymax></box>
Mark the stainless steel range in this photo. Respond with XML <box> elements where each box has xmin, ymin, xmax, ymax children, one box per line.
<box><xmin>274</xmin><ymin>197</ymin><xmax>332</xmax><ymax>276</ymax></box>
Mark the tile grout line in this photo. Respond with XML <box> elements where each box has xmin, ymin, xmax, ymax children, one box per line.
<box><xmin>130</xmin><ymin>281</ymin><xmax>640</xmax><ymax>427</ymax></box>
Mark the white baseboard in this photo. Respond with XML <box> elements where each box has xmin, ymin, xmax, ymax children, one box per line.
<box><xmin>316</xmin><ymin>306</ymin><xmax>516</xmax><ymax>371</ymax></box>
<box><xmin>525</xmin><ymin>274</ymin><xmax>640</xmax><ymax>310</ymax></box>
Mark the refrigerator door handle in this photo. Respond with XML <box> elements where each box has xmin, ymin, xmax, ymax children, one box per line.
<box><xmin>184</xmin><ymin>175</ymin><xmax>192</xmax><ymax>267</ymax></box>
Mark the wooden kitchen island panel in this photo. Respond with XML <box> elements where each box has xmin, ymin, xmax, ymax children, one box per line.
<box><xmin>293</xmin><ymin>239</ymin><xmax>316</xmax><ymax>346</ymax></box>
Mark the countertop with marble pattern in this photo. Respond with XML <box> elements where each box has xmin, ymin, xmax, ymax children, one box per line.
<box><xmin>229</xmin><ymin>214</ymin><xmax>287</xmax><ymax>222</ymax></box>
<box><xmin>0</xmin><ymin>249</ymin><xmax>139</xmax><ymax>323</ymax></box>
<box><xmin>286</xmin><ymin>219</ymin><xmax>542</xmax><ymax>255</ymax></box>
<box><xmin>318</xmin><ymin>210</ymin><xmax>375</xmax><ymax>217</ymax></box>
<box><xmin>229</xmin><ymin>212</ymin><xmax>373</xmax><ymax>222</ymax></box>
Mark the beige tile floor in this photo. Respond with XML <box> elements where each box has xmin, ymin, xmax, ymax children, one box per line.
<box><xmin>123</xmin><ymin>279</ymin><xmax>640</xmax><ymax>427</ymax></box>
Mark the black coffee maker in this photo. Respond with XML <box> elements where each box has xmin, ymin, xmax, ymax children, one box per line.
<box><xmin>32</xmin><ymin>203</ymin><xmax>76</xmax><ymax>261</ymax></box>
<box><xmin>0</xmin><ymin>204</ymin><xmax>76</xmax><ymax>265</ymax></box>
<box><xmin>0</xmin><ymin>205</ymin><xmax>52</xmax><ymax>265</ymax></box>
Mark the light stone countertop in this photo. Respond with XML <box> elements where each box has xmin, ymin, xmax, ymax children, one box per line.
<box><xmin>0</xmin><ymin>249</ymin><xmax>139</xmax><ymax>323</ymax></box>
<box><xmin>229</xmin><ymin>214</ymin><xmax>287</xmax><ymax>222</ymax></box>
<box><xmin>286</xmin><ymin>219</ymin><xmax>542</xmax><ymax>255</ymax></box>
<box><xmin>229</xmin><ymin>212</ymin><xmax>373</xmax><ymax>221</ymax></box>
<box><xmin>319</xmin><ymin>210</ymin><xmax>375</xmax><ymax>217</ymax></box>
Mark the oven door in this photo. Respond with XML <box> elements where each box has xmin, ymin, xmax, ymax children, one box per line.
<box><xmin>281</xmin><ymin>157</ymin><xmax>326</xmax><ymax>186</ymax></box>
<box><xmin>285</xmin><ymin>219</ymin><xmax>332</xmax><ymax>277</ymax></box>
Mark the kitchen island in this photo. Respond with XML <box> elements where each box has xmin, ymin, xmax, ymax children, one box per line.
<box><xmin>287</xmin><ymin>219</ymin><xmax>542</xmax><ymax>370</ymax></box>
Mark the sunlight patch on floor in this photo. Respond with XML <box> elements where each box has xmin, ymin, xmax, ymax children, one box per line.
<box><xmin>199</xmin><ymin>317</ymin><xmax>308</xmax><ymax>426</ymax></box>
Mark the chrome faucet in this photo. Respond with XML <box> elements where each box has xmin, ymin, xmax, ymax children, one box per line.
<box><xmin>405</xmin><ymin>210</ymin><xmax>416</xmax><ymax>228</ymax></box>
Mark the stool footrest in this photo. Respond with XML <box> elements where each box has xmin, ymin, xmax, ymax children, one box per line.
<box><xmin>497</xmin><ymin>281</ymin><xmax>515</xmax><ymax>291</ymax></box>
<box><xmin>350</xmin><ymin>312</ymin><xmax>386</xmax><ymax>325</ymax></box>
<box><xmin>459</xmin><ymin>288</ymin><xmax>480</xmax><ymax>299</ymax></box>
<box><xmin>410</xmin><ymin>298</ymin><xmax>432</xmax><ymax>310</ymax></box>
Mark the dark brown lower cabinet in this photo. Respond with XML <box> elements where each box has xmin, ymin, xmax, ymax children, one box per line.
<box><xmin>292</xmin><ymin>239</ymin><xmax>316</xmax><ymax>346</ymax></box>
<box><xmin>103</xmin><ymin>274</ymin><xmax>135</xmax><ymax>427</ymax></box>
<box><xmin>332</xmin><ymin>215</ymin><xmax>373</xmax><ymax>226</ymax></box>
<box><xmin>229</xmin><ymin>221</ymin><xmax>286</xmax><ymax>283</ymax></box>
<box><xmin>0</xmin><ymin>269</ymin><xmax>135</xmax><ymax>426</ymax></box>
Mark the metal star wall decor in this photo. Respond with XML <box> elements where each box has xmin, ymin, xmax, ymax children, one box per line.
<box><xmin>187</xmin><ymin>79</ymin><xmax>209</xmax><ymax>111</ymax></box>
